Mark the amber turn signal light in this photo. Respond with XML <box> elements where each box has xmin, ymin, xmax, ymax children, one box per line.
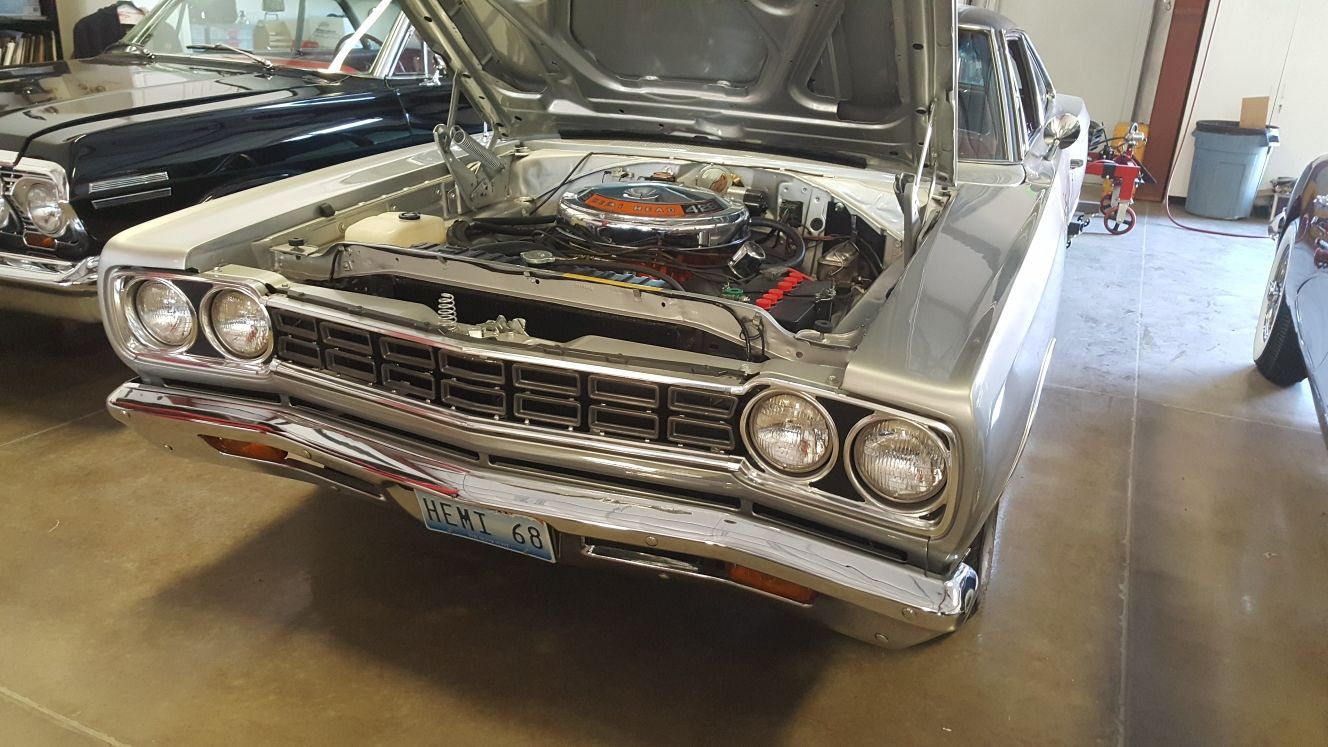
<box><xmin>201</xmin><ymin>435</ymin><xmax>288</xmax><ymax>463</ymax></box>
<box><xmin>23</xmin><ymin>233</ymin><xmax>55</xmax><ymax>249</ymax></box>
<box><xmin>727</xmin><ymin>563</ymin><xmax>816</xmax><ymax>604</ymax></box>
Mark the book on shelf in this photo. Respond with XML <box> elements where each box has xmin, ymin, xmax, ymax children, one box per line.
<box><xmin>0</xmin><ymin>28</ymin><xmax>56</xmax><ymax>65</ymax></box>
<box><xmin>0</xmin><ymin>0</ymin><xmax>59</xmax><ymax>64</ymax></box>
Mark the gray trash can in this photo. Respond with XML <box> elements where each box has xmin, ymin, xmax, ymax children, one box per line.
<box><xmin>1186</xmin><ymin>120</ymin><xmax>1280</xmax><ymax>219</ymax></box>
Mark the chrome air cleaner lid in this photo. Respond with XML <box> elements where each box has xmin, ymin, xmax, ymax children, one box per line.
<box><xmin>556</xmin><ymin>182</ymin><xmax>750</xmax><ymax>250</ymax></box>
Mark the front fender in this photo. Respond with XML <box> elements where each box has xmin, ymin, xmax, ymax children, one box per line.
<box><xmin>842</xmin><ymin>171</ymin><xmax>1064</xmax><ymax>569</ymax></box>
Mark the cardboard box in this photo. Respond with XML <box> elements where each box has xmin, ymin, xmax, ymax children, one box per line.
<box><xmin>1239</xmin><ymin>96</ymin><xmax>1270</xmax><ymax>129</ymax></box>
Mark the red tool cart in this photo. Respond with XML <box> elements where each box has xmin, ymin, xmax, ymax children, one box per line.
<box><xmin>1071</xmin><ymin>122</ymin><xmax>1155</xmax><ymax>238</ymax></box>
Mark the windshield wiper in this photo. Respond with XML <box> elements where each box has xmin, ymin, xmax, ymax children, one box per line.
<box><xmin>186</xmin><ymin>44</ymin><xmax>274</xmax><ymax>74</ymax></box>
<box><xmin>103</xmin><ymin>41</ymin><xmax>156</xmax><ymax>62</ymax></box>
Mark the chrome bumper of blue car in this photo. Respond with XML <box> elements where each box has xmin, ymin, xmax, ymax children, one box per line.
<box><xmin>0</xmin><ymin>253</ymin><xmax>100</xmax><ymax>322</ymax></box>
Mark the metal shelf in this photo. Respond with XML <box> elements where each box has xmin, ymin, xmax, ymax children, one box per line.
<box><xmin>0</xmin><ymin>3</ymin><xmax>62</xmax><ymax>62</ymax></box>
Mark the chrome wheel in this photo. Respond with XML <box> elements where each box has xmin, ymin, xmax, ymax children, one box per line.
<box><xmin>1255</xmin><ymin>234</ymin><xmax>1292</xmax><ymax>358</ymax></box>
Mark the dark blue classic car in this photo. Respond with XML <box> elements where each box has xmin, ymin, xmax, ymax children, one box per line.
<box><xmin>0</xmin><ymin>0</ymin><xmax>463</xmax><ymax>321</ymax></box>
<box><xmin>1256</xmin><ymin>155</ymin><xmax>1328</xmax><ymax>446</ymax></box>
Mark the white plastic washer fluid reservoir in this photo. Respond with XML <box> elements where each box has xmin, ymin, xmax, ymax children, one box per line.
<box><xmin>344</xmin><ymin>212</ymin><xmax>450</xmax><ymax>247</ymax></box>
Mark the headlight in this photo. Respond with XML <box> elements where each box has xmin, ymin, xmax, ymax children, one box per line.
<box><xmin>850</xmin><ymin>419</ymin><xmax>948</xmax><ymax>504</ymax></box>
<box><xmin>206</xmin><ymin>289</ymin><xmax>272</xmax><ymax>359</ymax></box>
<box><xmin>131</xmin><ymin>279</ymin><xmax>195</xmax><ymax>348</ymax></box>
<box><xmin>744</xmin><ymin>391</ymin><xmax>834</xmax><ymax>475</ymax></box>
<box><xmin>0</xmin><ymin>193</ymin><xmax>11</xmax><ymax>228</ymax></box>
<box><xmin>17</xmin><ymin>179</ymin><xmax>69</xmax><ymax>236</ymax></box>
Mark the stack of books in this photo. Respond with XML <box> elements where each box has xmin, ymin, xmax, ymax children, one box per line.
<box><xmin>0</xmin><ymin>27</ymin><xmax>57</xmax><ymax>65</ymax></box>
<box><xmin>0</xmin><ymin>0</ymin><xmax>60</xmax><ymax>64</ymax></box>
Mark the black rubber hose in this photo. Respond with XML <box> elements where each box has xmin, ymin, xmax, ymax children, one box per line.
<box><xmin>446</xmin><ymin>219</ymin><xmax>478</xmax><ymax>246</ymax></box>
<box><xmin>448</xmin><ymin>215</ymin><xmax>556</xmax><ymax>245</ymax></box>
<box><xmin>750</xmin><ymin>217</ymin><xmax>806</xmax><ymax>269</ymax></box>
<box><xmin>462</xmin><ymin>240</ymin><xmax>548</xmax><ymax>256</ymax></box>
<box><xmin>467</xmin><ymin>221</ymin><xmax>545</xmax><ymax>236</ymax></box>
<box><xmin>471</xmin><ymin>214</ymin><xmax>556</xmax><ymax>226</ymax></box>
<box><xmin>855</xmin><ymin>237</ymin><xmax>885</xmax><ymax>277</ymax></box>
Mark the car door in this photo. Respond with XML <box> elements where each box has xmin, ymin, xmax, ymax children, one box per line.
<box><xmin>1023</xmin><ymin>35</ymin><xmax>1089</xmax><ymax>204</ymax></box>
<box><xmin>1005</xmin><ymin>32</ymin><xmax>1087</xmax><ymax>239</ymax></box>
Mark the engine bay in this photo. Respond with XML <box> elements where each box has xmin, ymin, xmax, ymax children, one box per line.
<box><xmin>259</xmin><ymin>148</ymin><xmax>914</xmax><ymax>364</ymax></box>
<box><xmin>332</xmin><ymin>158</ymin><xmax>899</xmax><ymax>336</ymax></box>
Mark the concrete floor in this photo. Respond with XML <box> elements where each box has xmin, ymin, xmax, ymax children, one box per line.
<box><xmin>0</xmin><ymin>203</ymin><xmax>1325</xmax><ymax>746</ymax></box>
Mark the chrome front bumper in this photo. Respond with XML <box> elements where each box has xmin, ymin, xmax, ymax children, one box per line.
<box><xmin>106</xmin><ymin>379</ymin><xmax>979</xmax><ymax>648</ymax></box>
<box><xmin>0</xmin><ymin>252</ymin><xmax>100</xmax><ymax>322</ymax></box>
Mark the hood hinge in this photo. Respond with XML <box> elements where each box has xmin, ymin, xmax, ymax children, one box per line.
<box><xmin>435</xmin><ymin>73</ymin><xmax>509</xmax><ymax>210</ymax></box>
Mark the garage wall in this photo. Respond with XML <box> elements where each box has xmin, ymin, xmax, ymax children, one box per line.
<box><xmin>969</xmin><ymin>0</ymin><xmax>1328</xmax><ymax>200</ymax></box>
<box><xmin>1169</xmin><ymin>0</ymin><xmax>1325</xmax><ymax>197</ymax></box>
<box><xmin>967</xmin><ymin>0</ymin><xmax>1157</xmax><ymax>132</ymax></box>
<box><xmin>55</xmin><ymin>0</ymin><xmax>101</xmax><ymax>58</ymax></box>
<box><xmin>1264</xmin><ymin>2</ymin><xmax>1328</xmax><ymax>186</ymax></box>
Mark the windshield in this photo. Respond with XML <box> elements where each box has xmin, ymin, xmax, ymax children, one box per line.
<box><xmin>121</xmin><ymin>0</ymin><xmax>403</xmax><ymax>73</ymax></box>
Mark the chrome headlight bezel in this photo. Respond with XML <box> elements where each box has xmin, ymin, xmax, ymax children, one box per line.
<box><xmin>201</xmin><ymin>286</ymin><xmax>275</xmax><ymax>362</ymax></box>
<box><xmin>106</xmin><ymin>269</ymin><xmax>275</xmax><ymax>378</ymax></box>
<box><xmin>12</xmin><ymin>176</ymin><xmax>73</xmax><ymax>237</ymax></box>
<box><xmin>845</xmin><ymin>416</ymin><xmax>952</xmax><ymax>514</ymax></box>
<box><xmin>734</xmin><ymin>382</ymin><xmax>962</xmax><ymax>538</ymax></box>
<box><xmin>740</xmin><ymin>389</ymin><xmax>839</xmax><ymax>480</ymax></box>
<box><xmin>125</xmin><ymin>277</ymin><xmax>197</xmax><ymax>352</ymax></box>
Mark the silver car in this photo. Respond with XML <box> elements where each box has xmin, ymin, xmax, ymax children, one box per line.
<box><xmin>98</xmin><ymin>2</ymin><xmax>1087</xmax><ymax>647</ymax></box>
<box><xmin>1256</xmin><ymin>156</ymin><xmax>1328</xmax><ymax>444</ymax></box>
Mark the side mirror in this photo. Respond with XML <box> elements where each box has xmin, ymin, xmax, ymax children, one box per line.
<box><xmin>425</xmin><ymin>54</ymin><xmax>448</xmax><ymax>86</ymax></box>
<box><xmin>1042</xmin><ymin>112</ymin><xmax>1081</xmax><ymax>158</ymax></box>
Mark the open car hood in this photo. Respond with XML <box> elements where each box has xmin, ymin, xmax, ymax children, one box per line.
<box><xmin>402</xmin><ymin>0</ymin><xmax>956</xmax><ymax>179</ymax></box>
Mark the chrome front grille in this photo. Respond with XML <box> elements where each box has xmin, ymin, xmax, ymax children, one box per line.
<box><xmin>272</xmin><ymin>310</ymin><xmax>743</xmax><ymax>454</ymax></box>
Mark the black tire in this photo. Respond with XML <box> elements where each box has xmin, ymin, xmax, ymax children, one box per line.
<box><xmin>1254</xmin><ymin>236</ymin><xmax>1308</xmax><ymax>386</ymax></box>
<box><xmin>1255</xmin><ymin>296</ymin><xmax>1307</xmax><ymax>385</ymax></box>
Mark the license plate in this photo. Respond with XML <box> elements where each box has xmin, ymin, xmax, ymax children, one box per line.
<box><xmin>415</xmin><ymin>490</ymin><xmax>555</xmax><ymax>563</ymax></box>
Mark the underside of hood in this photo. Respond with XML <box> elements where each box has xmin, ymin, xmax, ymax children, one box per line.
<box><xmin>404</xmin><ymin>0</ymin><xmax>955</xmax><ymax>179</ymax></box>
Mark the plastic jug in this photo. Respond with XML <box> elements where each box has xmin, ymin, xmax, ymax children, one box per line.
<box><xmin>344</xmin><ymin>212</ymin><xmax>450</xmax><ymax>247</ymax></box>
